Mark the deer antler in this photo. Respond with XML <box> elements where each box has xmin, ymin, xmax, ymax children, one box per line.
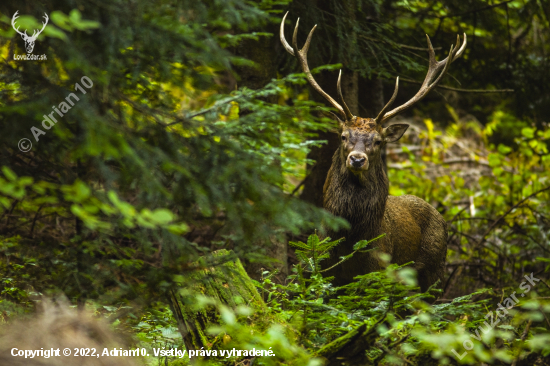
<box><xmin>31</xmin><ymin>13</ymin><xmax>49</xmax><ymax>40</ymax></box>
<box><xmin>11</xmin><ymin>12</ymin><xmax>49</xmax><ymax>40</ymax></box>
<box><xmin>280</xmin><ymin>12</ymin><xmax>354</xmax><ymax>121</ymax></box>
<box><xmin>375</xmin><ymin>33</ymin><xmax>467</xmax><ymax>125</ymax></box>
<box><xmin>11</xmin><ymin>11</ymin><xmax>27</xmax><ymax>37</ymax></box>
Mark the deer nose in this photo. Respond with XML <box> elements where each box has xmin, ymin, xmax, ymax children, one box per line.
<box><xmin>350</xmin><ymin>155</ymin><xmax>366</xmax><ymax>167</ymax></box>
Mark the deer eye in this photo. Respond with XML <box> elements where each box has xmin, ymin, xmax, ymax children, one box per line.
<box><xmin>374</xmin><ymin>140</ymin><xmax>382</xmax><ymax>146</ymax></box>
<box><xmin>341</xmin><ymin>135</ymin><xmax>346</xmax><ymax>141</ymax></box>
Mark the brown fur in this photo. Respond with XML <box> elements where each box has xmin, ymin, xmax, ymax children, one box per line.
<box><xmin>322</xmin><ymin>118</ymin><xmax>447</xmax><ymax>292</ymax></box>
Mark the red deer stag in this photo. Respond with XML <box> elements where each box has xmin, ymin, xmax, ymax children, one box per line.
<box><xmin>281</xmin><ymin>12</ymin><xmax>466</xmax><ymax>291</ymax></box>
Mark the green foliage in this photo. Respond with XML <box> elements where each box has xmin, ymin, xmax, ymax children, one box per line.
<box><xmin>387</xmin><ymin>0</ymin><xmax>550</xmax><ymax>125</ymax></box>
<box><xmin>0</xmin><ymin>0</ymin><xmax>348</xmax><ymax>307</ymax></box>
<box><xmin>289</xmin><ymin>232</ymin><xmax>342</xmax><ymax>275</ymax></box>
<box><xmin>0</xmin><ymin>1</ymin><xmax>549</xmax><ymax>365</ymax></box>
<box><xmin>389</xmin><ymin>111</ymin><xmax>550</xmax><ymax>292</ymax></box>
<box><xmin>253</xmin><ymin>233</ymin><xmax>550</xmax><ymax>365</ymax></box>
<box><xmin>382</xmin><ymin>107</ymin><xmax>550</xmax><ymax>363</ymax></box>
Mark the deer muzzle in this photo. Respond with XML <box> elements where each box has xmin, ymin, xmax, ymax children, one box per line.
<box><xmin>347</xmin><ymin>152</ymin><xmax>368</xmax><ymax>171</ymax></box>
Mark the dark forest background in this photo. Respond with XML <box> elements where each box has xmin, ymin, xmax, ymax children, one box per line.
<box><xmin>1</xmin><ymin>0</ymin><xmax>550</xmax><ymax>365</ymax></box>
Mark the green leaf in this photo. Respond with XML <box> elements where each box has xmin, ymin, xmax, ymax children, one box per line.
<box><xmin>51</xmin><ymin>11</ymin><xmax>72</xmax><ymax>31</ymax></box>
<box><xmin>151</xmin><ymin>208</ymin><xmax>174</xmax><ymax>224</ymax></box>
<box><xmin>521</xmin><ymin>127</ymin><xmax>535</xmax><ymax>139</ymax></box>
<box><xmin>497</xmin><ymin>144</ymin><xmax>512</xmax><ymax>154</ymax></box>
<box><xmin>43</xmin><ymin>26</ymin><xmax>68</xmax><ymax>41</ymax></box>
<box><xmin>397</xmin><ymin>267</ymin><xmax>418</xmax><ymax>287</ymax></box>
<box><xmin>2</xmin><ymin>167</ymin><xmax>17</xmax><ymax>181</ymax></box>
<box><xmin>353</xmin><ymin>240</ymin><xmax>370</xmax><ymax>250</ymax></box>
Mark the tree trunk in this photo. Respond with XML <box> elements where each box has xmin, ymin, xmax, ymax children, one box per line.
<box><xmin>234</xmin><ymin>27</ymin><xmax>288</xmax><ymax>280</ymax></box>
<box><xmin>169</xmin><ymin>250</ymin><xmax>266</xmax><ymax>352</ymax></box>
<box><xmin>299</xmin><ymin>0</ymin><xmax>388</xmax><ymax>208</ymax></box>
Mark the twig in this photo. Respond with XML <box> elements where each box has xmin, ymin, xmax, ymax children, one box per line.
<box><xmin>478</xmin><ymin>185</ymin><xmax>550</xmax><ymax>247</ymax></box>
<box><xmin>446</xmin><ymin>262</ymin><xmax>485</xmax><ymax>267</ymax></box>
<box><xmin>505</xmin><ymin>3</ymin><xmax>512</xmax><ymax>66</ymax></box>
<box><xmin>358</xmin><ymin>34</ymin><xmax>442</xmax><ymax>51</ymax></box>
<box><xmin>437</xmin><ymin>0</ymin><xmax>515</xmax><ymax>19</ymax></box>
<box><xmin>537</xmin><ymin>277</ymin><xmax>550</xmax><ymax>292</ymax></box>
<box><xmin>389</xmin><ymin>334</ymin><xmax>410</xmax><ymax>349</ymax></box>
<box><xmin>540</xmin><ymin>306</ymin><xmax>550</xmax><ymax>329</ymax></box>
<box><xmin>511</xmin><ymin>320</ymin><xmax>532</xmax><ymax>366</ymax></box>
<box><xmin>442</xmin><ymin>158</ymin><xmax>491</xmax><ymax>167</ymax></box>
<box><xmin>119</xmin><ymin>94</ymin><xmax>167</xmax><ymax>127</ymax></box>
<box><xmin>379</xmin><ymin>343</ymin><xmax>415</xmax><ymax>365</ymax></box>
<box><xmin>449</xmin><ymin>206</ymin><xmax>468</xmax><ymax>223</ymax></box>
<box><xmin>443</xmin><ymin>265</ymin><xmax>462</xmax><ymax>298</ymax></box>
<box><xmin>450</xmin><ymin>228</ymin><xmax>501</xmax><ymax>254</ymax></box>
<box><xmin>166</xmin><ymin>95</ymin><xmax>247</xmax><ymax>127</ymax></box>
<box><xmin>520</xmin><ymin>232</ymin><xmax>550</xmax><ymax>255</ymax></box>
<box><xmin>389</xmin><ymin>158</ymin><xmax>494</xmax><ymax>170</ymax></box>
<box><xmin>399</xmin><ymin>77</ymin><xmax>514</xmax><ymax>93</ymax></box>
<box><xmin>29</xmin><ymin>204</ymin><xmax>44</xmax><ymax>237</ymax></box>
<box><xmin>290</xmin><ymin>164</ymin><xmax>317</xmax><ymax>196</ymax></box>
<box><xmin>452</xmin><ymin>217</ymin><xmax>492</xmax><ymax>222</ymax></box>
<box><xmin>0</xmin><ymin>198</ymin><xmax>16</xmax><ymax>223</ymax></box>
<box><xmin>387</xmin><ymin>146</ymin><xmax>422</xmax><ymax>154</ymax></box>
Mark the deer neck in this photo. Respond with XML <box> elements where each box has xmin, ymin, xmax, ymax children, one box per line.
<box><xmin>324</xmin><ymin>150</ymin><xmax>389</xmax><ymax>235</ymax></box>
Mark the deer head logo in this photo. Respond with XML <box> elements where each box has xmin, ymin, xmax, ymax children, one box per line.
<box><xmin>12</xmin><ymin>11</ymin><xmax>49</xmax><ymax>54</ymax></box>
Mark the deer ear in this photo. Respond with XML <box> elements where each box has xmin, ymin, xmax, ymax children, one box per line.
<box><xmin>383</xmin><ymin>123</ymin><xmax>409</xmax><ymax>143</ymax></box>
<box><xmin>337</xmin><ymin>117</ymin><xmax>346</xmax><ymax>130</ymax></box>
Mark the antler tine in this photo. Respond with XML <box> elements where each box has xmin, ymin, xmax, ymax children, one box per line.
<box><xmin>375</xmin><ymin>77</ymin><xmax>399</xmax><ymax>124</ymax></box>
<box><xmin>378</xmin><ymin>34</ymin><xmax>467</xmax><ymax>124</ymax></box>
<box><xmin>280</xmin><ymin>12</ymin><xmax>294</xmax><ymax>55</ymax></box>
<box><xmin>280</xmin><ymin>12</ymin><xmax>347</xmax><ymax>120</ymax></box>
<box><xmin>32</xmin><ymin>13</ymin><xmax>49</xmax><ymax>39</ymax></box>
<box><xmin>432</xmin><ymin>34</ymin><xmax>464</xmax><ymax>71</ymax></box>
<box><xmin>337</xmin><ymin>70</ymin><xmax>355</xmax><ymax>121</ymax></box>
<box><xmin>40</xmin><ymin>13</ymin><xmax>49</xmax><ymax>30</ymax></box>
<box><xmin>454</xmin><ymin>33</ymin><xmax>467</xmax><ymax>59</ymax></box>
<box><xmin>11</xmin><ymin>10</ymin><xmax>25</xmax><ymax>36</ymax></box>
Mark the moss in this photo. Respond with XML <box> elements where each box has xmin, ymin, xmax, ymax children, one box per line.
<box><xmin>170</xmin><ymin>250</ymin><xmax>266</xmax><ymax>350</ymax></box>
<box><xmin>315</xmin><ymin>323</ymin><xmax>367</xmax><ymax>358</ymax></box>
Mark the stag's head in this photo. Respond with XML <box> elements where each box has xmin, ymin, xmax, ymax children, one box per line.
<box><xmin>280</xmin><ymin>12</ymin><xmax>467</xmax><ymax>175</ymax></box>
<box><xmin>339</xmin><ymin>117</ymin><xmax>408</xmax><ymax>173</ymax></box>
<box><xmin>12</xmin><ymin>11</ymin><xmax>49</xmax><ymax>54</ymax></box>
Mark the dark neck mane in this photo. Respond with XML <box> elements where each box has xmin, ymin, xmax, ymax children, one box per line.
<box><xmin>324</xmin><ymin>150</ymin><xmax>389</xmax><ymax>237</ymax></box>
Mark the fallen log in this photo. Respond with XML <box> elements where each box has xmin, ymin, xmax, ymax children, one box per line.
<box><xmin>168</xmin><ymin>249</ymin><xmax>266</xmax><ymax>351</ymax></box>
<box><xmin>315</xmin><ymin>314</ymin><xmax>386</xmax><ymax>366</ymax></box>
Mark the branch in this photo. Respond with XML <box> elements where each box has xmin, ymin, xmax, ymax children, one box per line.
<box><xmin>449</xmin><ymin>205</ymin><xmax>468</xmax><ymax>222</ymax></box>
<box><xmin>399</xmin><ymin>77</ymin><xmax>514</xmax><ymax>93</ymax></box>
<box><xmin>291</xmin><ymin>163</ymin><xmax>317</xmax><ymax>196</ymax></box>
<box><xmin>478</xmin><ymin>185</ymin><xmax>550</xmax><ymax>247</ymax></box>
<box><xmin>442</xmin><ymin>158</ymin><xmax>490</xmax><ymax>166</ymax></box>
<box><xmin>537</xmin><ymin>277</ymin><xmax>550</xmax><ymax>292</ymax></box>
<box><xmin>166</xmin><ymin>95</ymin><xmax>246</xmax><ymax>127</ymax></box>
<box><xmin>511</xmin><ymin>320</ymin><xmax>532</xmax><ymax>366</ymax></box>
<box><xmin>389</xmin><ymin>159</ymin><xmax>492</xmax><ymax>170</ymax></box>
<box><xmin>359</xmin><ymin>34</ymin><xmax>442</xmax><ymax>51</ymax></box>
<box><xmin>437</xmin><ymin>0</ymin><xmax>515</xmax><ymax>19</ymax></box>
<box><xmin>446</xmin><ymin>262</ymin><xmax>485</xmax><ymax>267</ymax></box>
<box><xmin>119</xmin><ymin>94</ymin><xmax>167</xmax><ymax>127</ymax></box>
<box><xmin>316</xmin><ymin>313</ymin><xmax>387</xmax><ymax>364</ymax></box>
